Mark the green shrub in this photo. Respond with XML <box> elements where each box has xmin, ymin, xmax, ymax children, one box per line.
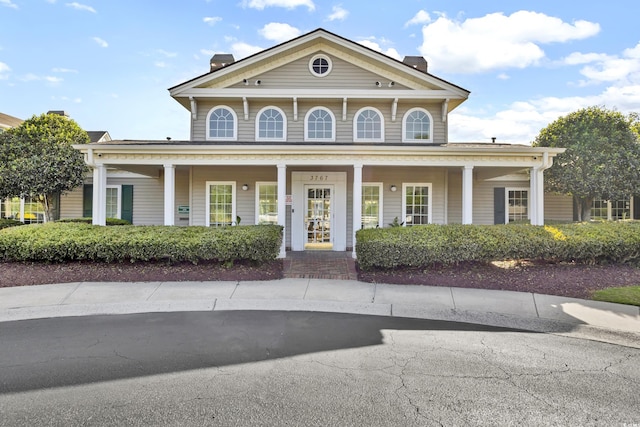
<box><xmin>0</xmin><ymin>223</ymin><xmax>282</xmax><ymax>264</ymax></box>
<box><xmin>56</xmin><ymin>217</ymin><xmax>131</xmax><ymax>226</ymax></box>
<box><xmin>0</xmin><ymin>219</ymin><xmax>25</xmax><ymax>230</ymax></box>
<box><xmin>355</xmin><ymin>222</ymin><xmax>640</xmax><ymax>271</ymax></box>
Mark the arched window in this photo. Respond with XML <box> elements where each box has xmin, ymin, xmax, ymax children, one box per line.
<box><xmin>256</xmin><ymin>106</ymin><xmax>286</xmax><ymax>141</ymax></box>
<box><xmin>304</xmin><ymin>107</ymin><xmax>335</xmax><ymax>141</ymax></box>
<box><xmin>206</xmin><ymin>106</ymin><xmax>237</xmax><ymax>140</ymax></box>
<box><xmin>402</xmin><ymin>108</ymin><xmax>433</xmax><ymax>142</ymax></box>
<box><xmin>354</xmin><ymin>107</ymin><xmax>384</xmax><ymax>142</ymax></box>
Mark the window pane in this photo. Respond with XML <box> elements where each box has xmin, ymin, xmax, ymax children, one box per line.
<box><xmin>209</xmin><ymin>108</ymin><xmax>235</xmax><ymax>139</ymax></box>
<box><xmin>405</xmin><ymin>185</ymin><xmax>429</xmax><ymax>226</ymax></box>
<box><xmin>405</xmin><ymin>110</ymin><xmax>430</xmax><ymax>140</ymax></box>
<box><xmin>258</xmin><ymin>108</ymin><xmax>284</xmax><ymax>139</ymax></box>
<box><xmin>356</xmin><ymin>109</ymin><xmax>381</xmax><ymax>140</ymax></box>
<box><xmin>23</xmin><ymin>196</ymin><xmax>46</xmax><ymax>224</ymax></box>
<box><xmin>106</xmin><ymin>188</ymin><xmax>119</xmax><ymax>219</ymax></box>
<box><xmin>361</xmin><ymin>185</ymin><xmax>380</xmax><ymax>229</ymax></box>
<box><xmin>209</xmin><ymin>184</ymin><xmax>233</xmax><ymax>227</ymax></box>
<box><xmin>508</xmin><ymin>190</ymin><xmax>528</xmax><ymax>223</ymax></box>
<box><xmin>258</xmin><ymin>184</ymin><xmax>278</xmax><ymax>224</ymax></box>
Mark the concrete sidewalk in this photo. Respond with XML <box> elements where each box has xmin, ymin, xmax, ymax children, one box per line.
<box><xmin>1</xmin><ymin>279</ymin><xmax>638</xmax><ymax>347</ymax></box>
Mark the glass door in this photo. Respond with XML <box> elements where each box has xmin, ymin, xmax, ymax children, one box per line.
<box><xmin>305</xmin><ymin>186</ymin><xmax>333</xmax><ymax>250</ymax></box>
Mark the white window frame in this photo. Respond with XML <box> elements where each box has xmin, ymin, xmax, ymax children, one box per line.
<box><xmin>362</xmin><ymin>182</ymin><xmax>383</xmax><ymax>229</ymax></box>
<box><xmin>255</xmin><ymin>106</ymin><xmax>287</xmax><ymax>142</ymax></box>
<box><xmin>592</xmin><ymin>197</ymin><xmax>633</xmax><ymax>221</ymax></box>
<box><xmin>206</xmin><ymin>105</ymin><xmax>238</xmax><ymax>141</ymax></box>
<box><xmin>402</xmin><ymin>107</ymin><xmax>433</xmax><ymax>143</ymax></box>
<box><xmin>402</xmin><ymin>183</ymin><xmax>432</xmax><ymax>226</ymax></box>
<box><xmin>353</xmin><ymin>107</ymin><xmax>384</xmax><ymax>142</ymax></box>
<box><xmin>255</xmin><ymin>181</ymin><xmax>278</xmax><ymax>225</ymax></box>
<box><xmin>304</xmin><ymin>107</ymin><xmax>336</xmax><ymax>142</ymax></box>
<box><xmin>505</xmin><ymin>187</ymin><xmax>529</xmax><ymax>224</ymax></box>
<box><xmin>206</xmin><ymin>181</ymin><xmax>236</xmax><ymax>227</ymax></box>
<box><xmin>309</xmin><ymin>54</ymin><xmax>332</xmax><ymax>77</ymax></box>
<box><xmin>106</xmin><ymin>185</ymin><xmax>122</xmax><ymax>219</ymax></box>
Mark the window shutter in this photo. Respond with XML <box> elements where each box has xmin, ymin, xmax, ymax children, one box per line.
<box><xmin>121</xmin><ymin>185</ymin><xmax>133</xmax><ymax>224</ymax></box>
<box><xmin>82</xmin><ymin>185</ymin><xmax>93</xmax><ymax>218</ymax></box>
<box><xmin>634</xmin><ymin>196</ymin><xmax>640</xmax><ymax>220</ymax></box>
<box><xmin>51</xmin><ymin>192</ymin><xmax>61</xmax><ymax>221</ymax></box>
<box><xmin>494</xmin><ymin>187</ymin><xmax>505</xmax><ymax>224</ymax></box>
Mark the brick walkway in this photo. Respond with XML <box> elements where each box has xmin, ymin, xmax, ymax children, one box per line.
<box><xmin>283</xmin><ymin>251</ymin><xmax>358</xmax><ymax>280</ymax></box>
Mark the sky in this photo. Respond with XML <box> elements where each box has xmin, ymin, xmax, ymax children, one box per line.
<box><xmin>1</xmin><ymin>0</ymin><xmax>639</xmax><ymax>144</ymax></box>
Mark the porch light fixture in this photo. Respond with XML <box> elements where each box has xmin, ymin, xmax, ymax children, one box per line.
<box><xmin>390</xmin><ymin>185</ymin><xmax>397</xmax><ymax>192</ymax></box>
<box><xmin>242</xmin><ymin>184</ymin><xmax>249</xmax><ymax>191</ymax></box>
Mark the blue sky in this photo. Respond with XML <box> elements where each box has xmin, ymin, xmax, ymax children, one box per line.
<box><xmin>1</xmin><ymin>0</ymin><xmax>639</xmax><ymax>144</ymax></box>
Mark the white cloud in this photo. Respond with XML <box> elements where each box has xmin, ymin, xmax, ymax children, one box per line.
<box><xmin>156</xmin><ymin>49</ymin><xmax>177</xmax><ymax>58</ymax></box>
<box><xmin>44</xmin><ymin>76</ymin><xmax>63</xmax><ymax>84</ymax></box>
<box><xmin>200</xmin><ymin>48</ymin><xmax>215</xmax><ymax>56</ymax></box>
<box><xmin>405</xmin><ymin>10</ymin><xmax>431</xmax><ymax>27</ymax></box>
<box><xmin>203</xmin><ymin>16</ymin><xmax>222</xmax><ymax>26</ymax></box>
<box><xmin>1</xmin><ymin>0</ymin><xmax>18</xmax><ymax>9</ymax></box>
<box><xmin>66</xmin><ymin>2</ymin><xmax>96</xmax><ymax>13</ymax></box>
<box><xmin>231</xmin><ymin>42</ymin><xmax>264</xmax><ymax>59</ymax></box>
<box><xmin>259</xmin><ymin>23</ymin><xmax>301</xmax><ymax>43</ymax></box>
<box><xmin>242</xmin><ymin>0</ymin><xmax>314</xmax><ymax>11</ymax></box>
<box><xmin>419</xmin><ymin>10</ymin><xmax>600</xmax><ymax>73</ymax></box>
<box><xmin>19</xmin><ymin>73</ymin><xmax>39</xmax><ymax>82</ymax></box>
<box><xmin>564</xmin><ymin>42</ymin><xmax>640</xmax><ymax>86</ymax></box>
<box><xmin>52</xmin><ymin>67</ymin><xmax>78</xmax><ymax>73</ymax></box>
<box><xmin>497</xmin><ymin>73</ymin><xmax>510</xmax><ymax>80</ymax></box>
<box><xmin>155</xmin><ymin>61</ymin><xmax>167</xmax><ymax>68</ymax></box>
<box><xmin>327</xmin><ymin>5</ymin><xmax>348</xmax><ymax>21</ymax></box>
<box><xmin>0</xmin><ymin>61</ymin><xmax>9</xmax><ymax>79</ymax></box>
<box><xmin>92</xmin><ymin>37</ymin><xmax>108</xmax><ymax>48</ymax></box>
<box><xmin>357</xmin><ymin>39</ymin><xmax>402</xmax><ymax>61</ymax></box>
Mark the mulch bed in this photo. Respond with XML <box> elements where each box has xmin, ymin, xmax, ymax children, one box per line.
<box><xmin>2</xmin><ymin>259</ymin><xmax>640</xmax><ymax>300</ymax></box>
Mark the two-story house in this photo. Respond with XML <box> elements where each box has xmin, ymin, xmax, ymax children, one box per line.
<box><xmin>72</xmin><ymin>28</ymin><xmax>568</xmax><ymax>257</ymax></box>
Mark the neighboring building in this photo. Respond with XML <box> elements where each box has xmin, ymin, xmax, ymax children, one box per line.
<box><xmin>71</xmin><ymin>28</ymin><xmax>570</xmax><ymax>257</ymax></box>
<box><xmin>0</xmin><ymin>112</ymin><xmax>23</xmax><ymax>133</ymax></box>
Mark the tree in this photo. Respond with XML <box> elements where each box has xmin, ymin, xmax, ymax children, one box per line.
<box><xmin>533</xmin><ymin>106</ymin><xmax>640</xmax><ymax>221</ymax></box>
<box><xmin>0</xmin><ymin>113</ymin><xmax>90</xmax><ymax>222</ymax></box>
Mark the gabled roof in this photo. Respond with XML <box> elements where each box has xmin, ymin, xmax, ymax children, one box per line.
<box><xmin>169</xmin><ymin>28</ymin><xmax>469</xmax><ymax>97</ymax></box>
<box><xmin>0</xmin><ymin>112</ymin><xmax>23</xmax><ymax>130</ymax></box>
<box><xmin>87</xmin><ymin>131</ymin><xmax>112</xmax><ymax>143</ymax></box>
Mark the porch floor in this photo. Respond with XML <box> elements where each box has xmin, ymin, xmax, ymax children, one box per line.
<box><xmin>283</xmin><ymin>251</ymin><xmax>358</xmax><ymax>281</ymax></box>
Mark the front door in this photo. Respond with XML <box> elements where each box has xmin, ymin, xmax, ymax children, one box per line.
<box><xmin>304</xmin><ymin>185</ymin><xmax>333</xmax><ymax>250</ymax></box>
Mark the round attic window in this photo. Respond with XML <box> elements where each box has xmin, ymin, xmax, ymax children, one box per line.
<box><xmin>309</xmin><ymin>54</ymin><xmax>332</xmax><ymax>77</ymax></box>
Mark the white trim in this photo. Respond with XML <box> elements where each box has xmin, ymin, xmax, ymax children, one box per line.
<box><xmin>205</xmin><ymin>105</ymin><xmax>238</xmax><ymax>141</ymax></box>
<box><xmin>309</xmin><ymin>54</ymin><xmax>333</xmax><ymax>77</ymax></box>
<box><xmin>505</xmin><ymin>187</ymin><xmax>529</xmax><ymax>224</ymax></box>
<box><xmin>205</xmin><ymin>181</ymin><xmax>236</xmax><ymax>227</ymax></box>
<box><xmin>255</xmin><ymin>181</ymin><xmax>278</xmax><ymax>225</ymax></box>
<box><xmin>362</xmin><ymin>182</ymin><xmax>383</xmax><ymax>229</ymax></box>
<box><xmin>303</xmin><ymin>107</ymin><xmax>336</xmax><ymax>142</ymax></box>
<box><xmin>402</xmin><ymin>107</ymin><xmax>434</xmax><ymax>143</ymax></box>
<box><xmin>402</xmin><ymin>183</ymin><xmax>433</xmax><ymax>226</ymax></box>
<box><xmin>255</xmin><ymin>106</ymin><xmax>287</xmax><ymax>142</ymax></box>
<box><xmin>353</xmin><ymin>106</ymin><xmax>384</xmax><ymax>142</ymax></box>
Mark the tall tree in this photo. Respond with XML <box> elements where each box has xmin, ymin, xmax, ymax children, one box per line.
<box><xmin>0</xmin><ymin>113</ymin><xmax>90</xmax><ymax>222</ymax></box>
<box><xmin>533</xmin><ymin>106</ymin><xmax>640</xmax><ymax>221</ymax></box>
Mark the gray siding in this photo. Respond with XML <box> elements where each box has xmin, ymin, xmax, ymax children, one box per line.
<box><xmin>545</xmin><ymin>193</ymin><xmax>573</xmax><ymax>222</ymax></box>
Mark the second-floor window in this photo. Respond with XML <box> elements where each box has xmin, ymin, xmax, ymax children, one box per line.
<box><xmin>256</xmin><ymin>106</ymin><xmax>287</xmax><ymax>141</ymax></box>
<box><xmin>354</xmin><ymin>107</ymin><xmax>384</xmax><ymax>142</ymax></box>
<box><xmin>305</xmin><ymin>107</ymin><xmax>335</xmax><ymax>141</ymax></box>
<box><xmin>206</xmin><ymin>106</ymin><xmax>237</xmax><ymax>140</ymax></box>
<box><xmin>403</xmin><ymin>108</ymin><xmax>433</xmax><ymax>142</ymax></box>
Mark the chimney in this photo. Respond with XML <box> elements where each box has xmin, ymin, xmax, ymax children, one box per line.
<box><xmin>47</xmin><ymin>110</ymin><xmax>69</xmax><ymax>117</ymax></box>
<box><xmin>402</xmin><ymin>56</ymin><xmax>428</xmax><ymax>73</ymax></box>
<box><xmin>209</xmin><ymin>54</ymin><xmax>235</xmax><ymax>72</ymax></box>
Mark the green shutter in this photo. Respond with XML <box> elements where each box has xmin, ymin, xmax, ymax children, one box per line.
<box><xmin>121</xmin><ymin>185</ymin><xmax>133</xmax><ymax>224</ymax></box>
<box><xmin>83</xmin><ymin>185</ymin><xmax>93</xmax><ymax>218</ymax></box>
<box><xmin>634</xmin><ymin>196</ymin><xmax>640</xmax><ymax>220</ymax></box>
<box><xmin>494</xmin><ymin>187</ymin><xmax>505</xmax><ymax>224</ymax></box>
<box><xmin>51</xmin><ymin>192</ymin><xmax>61</xmax><ymax>221</ymax></box>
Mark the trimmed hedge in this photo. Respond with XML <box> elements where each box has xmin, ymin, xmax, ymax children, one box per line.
<box><xmin>356</xmin><ymin>222</ymin><xmax>640</xmax><ymax>271</ymax></box>
<box><xmin>0</xmin><ymin>223</ymin><xmax>283</xmax><ymax>264</ymax></box>
<box><xmin>0</xmin><ymin>219</ymin><xmax>24</xmax><ymax>230</ymax></box>
<box><xmin>57</xmin><ymin>217</ymin><xmax>131</xmax><ymax>226</ymax></box>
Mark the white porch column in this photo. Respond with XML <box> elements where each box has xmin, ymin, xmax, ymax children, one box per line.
<box><xmin>530</xmin><ymin>166</ymin><xmax>545</xmax><ymax>226</ymax></box>
<box><xmin>277</xmin><ymin>164</ymin><xmax>287</xmax><ymax>258</ymax></box>
<box><xmin>462</xmin><ymin>165</ymin><xmax>474</xmax><ymax>224</ymax></box>
<box><xmin>352</xmin><ymin>163</ymin><xmax>363</xmax><ymax>259</ymax></box>
<box><xmin>164</xmin><ymin>164</ymin><xmax>175</xmax><ymax>226</ymax></box>
<box><xmin>92</xmin><ymin>164</ymin><xmax>107</xmax><ymax>226</ymax></box>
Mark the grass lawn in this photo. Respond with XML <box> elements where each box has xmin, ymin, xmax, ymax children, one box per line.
<box><xmin>591</xmin><ymin>286</ymin><xmax>640</xmax><ymax>307</ymax></box>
